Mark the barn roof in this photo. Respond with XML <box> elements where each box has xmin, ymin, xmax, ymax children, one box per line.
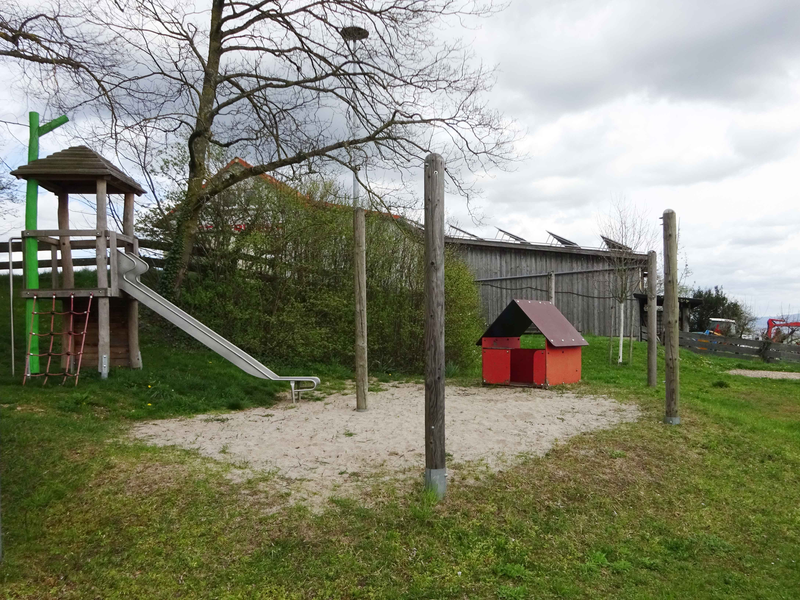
<box><xmin>10</xmin><ymin>145</ymin><xmax>145</xmax><ymax>195</ymax></box>
<box><xmin>477</xmin><ymin>299</ymin><xmax>588</xmax><ymax>348</ymax></box>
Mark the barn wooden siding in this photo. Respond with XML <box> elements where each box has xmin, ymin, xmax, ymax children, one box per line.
<box><xmin>447</xmin><ymin>238</ymin><xmax>648</xmax><ymax>337</ymax></box>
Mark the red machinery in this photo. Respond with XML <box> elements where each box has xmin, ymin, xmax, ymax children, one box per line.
<box><xmin>478</xmin><ymin>300</ymin><xmax>588</xmax><ymax>387</ymax></box>
<box><xmin>767</xmin><ymin>318</ymin><xmax>800</xmax><ymax>341</ymax></box>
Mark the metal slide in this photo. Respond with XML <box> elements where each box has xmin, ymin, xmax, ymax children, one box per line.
<box><xmin>117</xmin><ymin>251</ymin><xmax>319</xmax><ymax>401</ymax></box>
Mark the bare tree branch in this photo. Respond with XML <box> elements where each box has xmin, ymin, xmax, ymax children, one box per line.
<box><xmin>1</xmin><ymin>0</ymin><xmax>518</xmax><ymax>296</ymax></box>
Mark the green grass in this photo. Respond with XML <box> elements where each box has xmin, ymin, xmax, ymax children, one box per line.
<box><xmin>1</xmin><ymin>275</ymin><xmax>800</xmax><ymax>598</ymax></box>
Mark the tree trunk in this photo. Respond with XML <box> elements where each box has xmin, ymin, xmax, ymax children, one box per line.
<box><xmin>160</xmin><ymin>0</ymin><xmax>225</xmax><ymax>298</ymax></box>
<box><xmin>159</xmin><ymin>202</ymin><xmax>202</xmax><ymax>299</ymax></box>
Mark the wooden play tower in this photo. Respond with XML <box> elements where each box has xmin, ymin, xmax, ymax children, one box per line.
<box><xmin>11</xmin><ymin>146</ymin><xmax>146</xmax><ymax>381</ymax></box>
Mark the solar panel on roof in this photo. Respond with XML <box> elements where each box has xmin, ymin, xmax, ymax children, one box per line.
<box><xmin>546</xmin><ymin>231</ymin><xmax>579</xmax><ymax>247</ymax></box>
<box><xmin>601</xmin><ymin>235</ymin><xmax>631</xmax><ymax>251</ymax></box>
<box><xmin>449</xmin><ymin>225</ymin><xmax>482</xmax><ymax>240</ymax></box>
<box><xmin>496</xmin><ymin>227</ymin><xmax>530</xmax><ymax>244</ymax></box>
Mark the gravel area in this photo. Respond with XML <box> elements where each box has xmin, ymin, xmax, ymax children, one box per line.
<box><xmin>728</xmin><ymin>369</ymin><xmax>800</xmax><ymax>380</ymax></box>
<box><xmin>132</xmin><ymin>383</ymin><xmax>638</xmax><ymax>505</ymax></box>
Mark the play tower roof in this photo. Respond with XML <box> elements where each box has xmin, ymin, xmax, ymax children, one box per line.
<box><xmin>11</xmin><ymin>145</ymin><xmax>145</xmax><ymax>195</ymax></box>
<box><xmin>478</xmin><ymin>299</ymin><xmax>588</xmax><ymax>348</ymax></box>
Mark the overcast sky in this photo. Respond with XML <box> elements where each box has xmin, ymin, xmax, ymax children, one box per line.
<box><xmin>444</xmin><ymin>0</ymin><xmax>800</xmax><ymax>318</ymax></box>
<box><xmin>2</xmin><ymin>0</ymin><xmax>799</xmax><ymax>318</ymax></box>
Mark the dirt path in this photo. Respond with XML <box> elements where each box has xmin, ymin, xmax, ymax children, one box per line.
<box><xmin>728</xmin><ymin>369</ymin><xmax>800</xmax><ymax>380</ymax></box>
<box><xmin>132</xmin><ymin>383</ymin><xmax>637</xmax><ymax>505</ymax></box>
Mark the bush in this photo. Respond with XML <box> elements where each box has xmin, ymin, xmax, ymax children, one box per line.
<box><xmin>140</xmin><ymin>177</ymin><xmax>483</xmax><ymax>374</ymax></box>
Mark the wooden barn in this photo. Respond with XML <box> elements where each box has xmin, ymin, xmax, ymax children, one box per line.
<box><xmin>446</xmin><ymin>232</ymin><xmax>649</xmax><ymax>338</ymax></box>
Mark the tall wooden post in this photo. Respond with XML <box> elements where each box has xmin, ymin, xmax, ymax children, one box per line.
<box><xmin>424</xmin><ymin>153</ymin><xmax>446</xmax><ymax>499</ymax></box>
<box><xmin>647</xmin><ymin>250</ymin><xmax>658</xmax><ymax>387</ymax></box>
<box><xmin>353</xmin><ymin>169</ymin><xmax>368</xmax><ymax>411</ymax></box>
<box><xmin>547</xmin><ymin>271</ymin><xmax>555</xmax><ymax>305</ymax></box>
<box><xmin>58</xmin><ymin>193</ymin><xmax>75</xmax><ymax>371</ymax></box>
<box><xmin>662</xmin><ymin>210</ymin><xmax>680</xmax><ymax>424</ymax></box>
<box><xmin>123</xmin><ymin>192</ymin><xmax>142</xmax><ymax>369</ymax></box>
<box><xmin>96</xmin><ymin>180</ymin><xmax>110</xmax><ymax>379</ymax></box>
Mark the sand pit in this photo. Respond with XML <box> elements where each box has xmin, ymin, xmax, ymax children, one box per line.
<box><xmin>132</xmin><ymin>383</ymin><xmax>637</xmax><ymax>504</ymax></box>
<box><xmin>728</xmin><ymin>369</ymin><xmax>800</xmax><ymax>380</ymax></box>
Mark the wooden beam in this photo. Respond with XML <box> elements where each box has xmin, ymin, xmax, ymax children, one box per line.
<box><xmin>662</xmin><ymin>210</ymin><xmax>680</xmax><ymax>425</ymax></box>
<box><xmin>58</xmin><ymin>193</ymin><xmax>75</xmax><ymax>289</ymax></box>
<box><xmin>354</xmin><ymin>206</ymin><xmax>368</xmax><ymax>412</ymax></box>
<box><xmin>423</xmin><ymin>153</ymin><xmax>446</xmax><ymax>500</ymax></box>
<box><xmin>123</xmin><ymin>192</ymin><xmax>135</xmax><ymax>237</ymax></box>
<box><xmin>647</xmin><ymin>251</ymin><xmax>658</xmax><ymax>387</ymax></box>
<box><xmin>50</xmin><ymin>247</ymin><xmax>59</xmax><ymax>289</ymax></box>
<box><xmin>23</xmin><ymin>229</ymin><xmax>101</xmax><ymax>237</ymax></box>
<box><xmin>108</xmin><ymin>231</ymin><xmax>119</xmax><ymax>297</ymax></box>
<box><xmin>20</xmin><ymin>288</ymin><xmax>114</xmax><ymax>298</ymax></box>
<box><xmin>96</xmin><ymin>179</ymin><xmax>110</xmax><ymax>379</ymax></box>
<box><xmin>128</xmin><ymin>237</ymin><xmax>142</xmax><ymax>369</ymax></box>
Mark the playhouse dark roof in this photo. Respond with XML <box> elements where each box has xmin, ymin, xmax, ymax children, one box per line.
<box><xmin>477</xmin><ymin>299</ymin><xmax>588</xmax><ymax>348</ymax></box>
<box><xmin>10</xmin><ymin>145</ymin><xmax>145</xmax><ymax>195</ymax></box>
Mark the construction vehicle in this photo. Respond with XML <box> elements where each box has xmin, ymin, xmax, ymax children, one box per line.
<box><xmin>767</xmin><ymin>318</ymin><xmax>800</xmax><ymax>342</ymax></box>
<box><xmin>706</xmin><ymin>318</ymin><xmax>736</xmax><ymax>337</ymax></box>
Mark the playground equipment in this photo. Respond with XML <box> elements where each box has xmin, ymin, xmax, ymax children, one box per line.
<box><xmin>478</xmin><ymin>299</ymin><xmax>588</xmax><ymax>387</ymax></box>
<box><xmin>10</xmin><ymin>144</ymin><xmax>319</xmax><ymax>399</ymax></box>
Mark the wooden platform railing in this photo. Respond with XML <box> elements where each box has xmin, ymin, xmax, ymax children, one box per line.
<box><xmin>3</xmin><ymin>237</ymin><xmax>207</xmax><ymax>274</ymax></box>
<box><xmin>6</xmin><ymin>229</ymin><xmax>141</xmax><ymax>298</ymax></box>
<box><xmin>679</xmin><ymin>331</ymin><xmax>800</xmax><ymax>363</ymax></box>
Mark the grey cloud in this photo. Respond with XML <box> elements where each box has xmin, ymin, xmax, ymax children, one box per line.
<box><xmin>490</xmin><ymin>0</ymin><xmax>800</xmax><ymax>115</ymax></box>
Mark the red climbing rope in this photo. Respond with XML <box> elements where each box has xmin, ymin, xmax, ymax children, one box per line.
<box><xmin>24</xmin><ymin>294</ymin><xmax>93</xmax><ymax>386</ymax></box>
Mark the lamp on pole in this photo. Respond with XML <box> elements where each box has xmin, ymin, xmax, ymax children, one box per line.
<box><xmin>340</xmin><ymin>25</ymin><xmax>370</xmax><ymax>412</ymax></box>
<box><xmin>340</xmin><ymin>25</ymin><xmax>369</xmax><ymax>210</ymax></box>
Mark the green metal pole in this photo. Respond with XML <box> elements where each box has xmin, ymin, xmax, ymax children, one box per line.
<box><xmin>23</xmin><ymin>112</ymin><xmax>68</xmax><ymax>376</ymax></box>
<box><xmin>24</xmin><ymin>112</ymin><xmax>41</xmax><ymax>375</ymax></box>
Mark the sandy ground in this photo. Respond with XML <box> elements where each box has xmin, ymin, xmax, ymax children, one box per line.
<box><xmin>728</xmin><ymin>369</ymin><xmax>800</xmax><ymax>380</ymax></box>
<box><xmin>132</xmin><ymin>383</ymin><xmax>637</xmax><ymax>505</ymax></box>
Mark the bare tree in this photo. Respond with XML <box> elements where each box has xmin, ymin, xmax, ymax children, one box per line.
<box><xmin>0</xmin><ymin>139</ymin><xmax>22</xmax><ymax>232</ymax></box>
<box><xmin>598</xmin><ymin>199</ymin><xmax>656</xmax><ymax>364</ymax></box>
<box><xmin>1</xmin><ymin>0</ymin><xmax>516</xmax><ymax>297</ymax></box>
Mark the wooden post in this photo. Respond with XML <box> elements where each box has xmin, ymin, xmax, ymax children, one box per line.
<box><xmin>647</xmin><ymin>250</ymin><xmax>658</xmax><ymax>387</ymax></box>
<box><xmin>547</xmin><ymin>271</ymin><xmax>555</xmax><ymax>305</ymax></box>
<box><xmin>50</xmin><ymin>247</ymin><xmax>59</xmax><ymax>289</ymax></box>
<box><xmin>124</xmin><ymin>193</ymin><xmax>142</xmax><ymax>369</ymax></box>
<box><xmin>628</xmin><ymin>298</ymin><xmax>634</xmax><ymax>364</ymax></box>
<box><xmin>354</xmin><ymin>204</ymin><xmax>368</xmax><ymax>411</ymax></box>
<box><xmin>608</xmin><ymin>303</ymin><xmax>614</xmax><ymax>365</ymax></box>
<box><xmin>58</xmin><ymin>193</ymin><xmax>74</xmax><ymax>288</ymax></box>
<box><xmin>96</xmin><ymin>180</ymin><xmax>110</xmax><ymax>379</ymax></box>
<box><xmin>424</xmin><ymin>153</ymin><xmax>446</xmax><ymax>500</ymax></box>
<box><xmin>662</xmin><ymin>210</ymin><xmax>680</xmax><ymax>424</ymax></box>
<box><xmin>122</xmin><ymin>192</ymin><xmax>135</xmax><ymax>238</ymax></box>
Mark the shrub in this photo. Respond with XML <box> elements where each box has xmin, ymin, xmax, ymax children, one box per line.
<box><xmin>140</xmin><ymin>177</ymin><xmax>483</xmax><ymax>374</ymax></box>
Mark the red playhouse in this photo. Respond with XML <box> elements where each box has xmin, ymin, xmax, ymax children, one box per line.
<box><xmin>478</xmin><ymin>299</ymin><xmax>588</xmax><ymax>387</ymax></box>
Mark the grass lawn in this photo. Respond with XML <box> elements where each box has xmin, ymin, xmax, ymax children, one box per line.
<box><xmin>1</xmin><ymin>274</ymin><xmax>799</xmax><ymax>598</ymax></box>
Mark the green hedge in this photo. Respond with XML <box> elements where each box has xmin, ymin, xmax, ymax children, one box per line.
<box><xmin>141</xmin><ymin>179</ymin><xmax>483</xmax><ymax>374</ymax></box>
